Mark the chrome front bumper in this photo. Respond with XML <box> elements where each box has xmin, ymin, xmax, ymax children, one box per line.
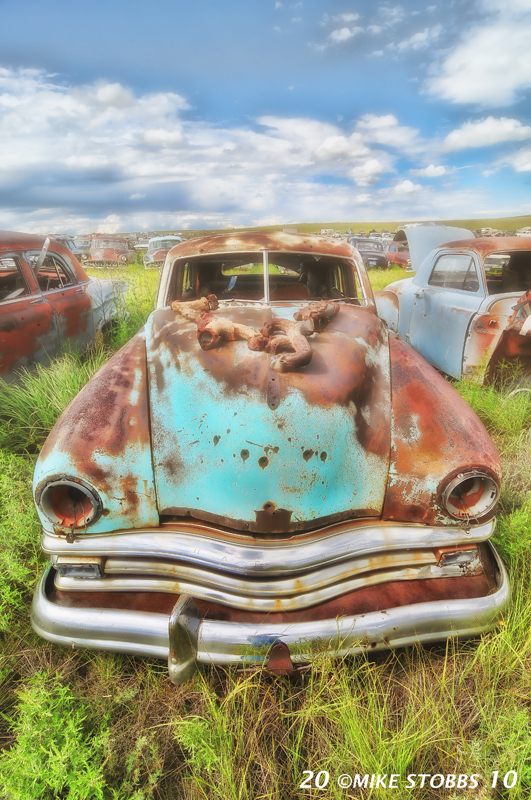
<box><xmin>31</xmin><ymin>544</ymin><xmax>509</xmax><ymax>683</ymax></box>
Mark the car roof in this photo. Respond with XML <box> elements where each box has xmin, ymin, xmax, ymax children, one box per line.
<box><xmin>167</xmin><ymin>230</ymin><xmax>356</xmax><ymax>259</ymax></box>
<box><xmin>443</xmin><ymin>237</ymin><xmax>531</xmax><ymax>256</ymax></box>
<box><xmin>0</xmin><ymin>230</ymin><xmax>49</xmax><ymax>252</ymax></box>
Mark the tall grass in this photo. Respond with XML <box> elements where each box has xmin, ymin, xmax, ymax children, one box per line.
<box><xmin>85</xmin><ymin>262</ymin><xmax>159</xmax><ymax>349</ymax></box>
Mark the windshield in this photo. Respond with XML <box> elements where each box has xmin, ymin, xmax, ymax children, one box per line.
<box><xmin>356</xmin><ymin>240</ymin><xmax>383</xmax><ymax>252</ymax></box>
<box><xmin>170</xmin><ymin>251</ymin><xmax>366</xmax><ymax>304</ymax></box>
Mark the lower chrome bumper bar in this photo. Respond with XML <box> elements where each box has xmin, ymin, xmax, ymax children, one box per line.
<box><xmin>31</xmin><ymin>545</ymin><xmax>510</xmax><ymax>683</ymax></box>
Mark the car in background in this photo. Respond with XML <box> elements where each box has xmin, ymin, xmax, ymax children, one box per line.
<box><xmin>143</xmin><ymin>235</ymin><xmax>183</xmax><ymax>268</ymax></box>
<box><xmin>73</xmin><ymin>236</ymin><xmax>93</xmax><ymax>255</ymax></box>
<box><xmin>31</xmin><ymin>231</ymin><xmax>508</xmax><ymax>682</ymax></box>
<box><xmin>375</xmin><ymin>224</ymin><xmax>531</xmax><ymax>383</ymax></box>
<box><xmin>0</xmin><ymin>231</ymin><xmax>127</xmax><ymax>382</ymax></box>
<box><xmin>51</xmin><ymin>235</ymin><xmax>85</xmax><ymax>260</ymax></box>
<box><xmin>349</xmin><ymin>237</ymin><xmax>388</xmax><ymax>269</ymax></box>
<box><xmin>84</xmin><ymin>236</ymin><xmax>136</xmax><ymax>268</ymax></box>
<box><xmin>134</xmin><ymin>239</ymin><xmax>150</xmax><ymax>253</ymax></box>
<box><xmin>384</xmin><ymin>241</ymin><xmax>411</xmax><ymax>269</ymax></box>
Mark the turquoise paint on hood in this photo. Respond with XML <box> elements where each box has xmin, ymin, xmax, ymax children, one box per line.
<box><xmin>145</xmin><ymin>303</ymin><xmax>391</xmax><ymax>534</ymax></box>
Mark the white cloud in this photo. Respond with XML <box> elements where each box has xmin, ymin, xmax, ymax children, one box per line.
<box><xmin>394</xmin><ymin>179</ymin><xmax>422</xmax><ymax>194</ymax></box>
<box><xmin>367</xmin><ymin>25</ymin><xmax>383</xmax><ymax>33</ymax></box>
<box><xmin>378</xmin><ymin>5</ymin><xmax>405</xmax><ymax>26</ymax></box>
<box><xmin>275</xmin><ymin>1</ymin><xmax>283</xmax><ymax>7</ymax></box>
<box><xmin>328</xmin><ymin>26</ymin><xmax>363</xmax><ymax>43</ymax></box>
<box><xmin>443</xmin><ymin>117</ymin><xmax>531</xmax><ymax>150</ymax></box>
<box><xmin>500</xmin><ymin>145</ymin><xmax>531</xmax><ymax>173</ymax></box>
<box><xmin>355</xmin><ymin>114</ymin><xmax>422</xmax><ymax>153</ymax></box>
<box><xmin>428</xmin><ymin>1</ymin><xmax>531</xmax><ymax>106</ymax></box>
<box><xmin>371</xmin><ymin>50</ymin><xmax>384</xmax><ymax>56</ymax></box>
<box><xmin>314</xmin><ymin>132</ymin><xmax>371</xmax><ymax>161</ymax></box>
<box><xmin>348</xmin><ymin>159</ymin><xmax>390</xmax><ymax>186</ymax></box>
<box><xmin>409</xmin><ymin>164</ymin><xmax>449</xmax><ymax>177</ymax></box>
<box><xmin>396</xmin><ymin>24</ymin><xmax>441</xmax><ymax>51</ymax></box>
<box><xmin>3</xmin><ymin>66</ymin><xmax>526</xmax><ymax>232</ymax></box>
<box><xmin>292</xmin><ymin>16</ymin><xmax>302</xmax><ymax>21</ymax></box>
<box><xmin>332</xmin><ymin>13</ymin><xmax>360</xmax><ymax>22</ymax></box>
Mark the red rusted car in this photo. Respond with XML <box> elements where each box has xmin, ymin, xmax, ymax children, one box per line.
<box><xmin>31</xmin><ymin>232</ymin><xmax>508</xmax><ymax>682</ymax></box>
<box><xmin>83</xmin><ymin>235</ymin><xmax>136</xmax><ymax>268</ymax></box>
<box><xmin>384</xmin><ymin>240</ymin><xmax>411</xmax><ymax>269</ymax></box>
<box><xmin>0</xmin><ymin>231</ymin><xmax>126</xmax><ymax>383</ymax></box>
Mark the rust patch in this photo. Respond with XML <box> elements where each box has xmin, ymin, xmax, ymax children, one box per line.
<box><xmin>384</xmin><ymin>338</ymin><xmax>501</xmax><ymax>525</ymax></box>
<box><xmin>50</xmin><ymin>572</ymin><xmax>495</xmax><ymax>623</ymax></box>
<box><xmin>39</xmin><ymin>334</ymin><xmax>152</xmax><ymax>496</ymax></box>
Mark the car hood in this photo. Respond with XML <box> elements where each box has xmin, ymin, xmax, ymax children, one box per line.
<box><xmin>403</xmin><ymin>224</ymin><xmax>474</xmax><ymax>270</ymax></box>
<box><xmin>144</xmin><ymin>303</ymin><xmax>391</xmax><ymax>534</ymax></box>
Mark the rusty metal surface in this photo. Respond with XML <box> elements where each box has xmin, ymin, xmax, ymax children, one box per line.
<box><xmin>34</xmin><ymin>332</ymin><xmax>159</xmax><ymax>532</ymax></box>
<box><xmin>384</xmin><ymin>337</ymin><xmax>501</xmax><ymax>526</ymax></box>
<box><xmin>165</xmin><ymin>231</ymin><xmax>356</xmax><ymax>260</ymax></box>
<box><xmin>145</xmin><ymin>301</ymin><xmax>391</xmax><ymax>533</ymax></box>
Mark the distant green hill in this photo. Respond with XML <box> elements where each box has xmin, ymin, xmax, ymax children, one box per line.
<box><xmin>125</xmin><ymin>213</ymin><xmax>531</xmax><ymax>238</ymax></box>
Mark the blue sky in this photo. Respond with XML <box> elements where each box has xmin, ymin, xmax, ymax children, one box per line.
<box><xmin>1</xmin><ymin>0</ymin><xmax>530</xmax><ymax>232</ymax></box>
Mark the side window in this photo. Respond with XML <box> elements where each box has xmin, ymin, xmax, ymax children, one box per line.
<box><xmin>0</xmin><ymin>256</ymin><xmax>32</xmax><ymax>302</ymax></box>
<box><xmin>428</xmin><ymin>253</ymin><xmax>480</xmax><ymax>292</ymax></box>
<box><xmin>34</xmin><ymin>254</ymin><xmax>75</xmax><ymax>293</ymax></box>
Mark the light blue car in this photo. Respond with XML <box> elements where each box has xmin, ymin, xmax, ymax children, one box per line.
<box><xmin>375</xmin><ymin>224</ymin><xmax>531</xmax><ymax>383</ymax></box>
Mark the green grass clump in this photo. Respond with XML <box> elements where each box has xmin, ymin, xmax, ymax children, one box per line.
<box><xmin>85</xmin><ymin>262</ymin><xmax>159</xmax><ymax>350</ymax></box>
<box><xmin>0</xmin><ymin>673</ymin><xmax>108</xmax><ymax>800</ymax></box>
<box><xmin>0</xmin><ymin>449</ymin><xmax>43</xmax><ymax>630</ymax></box>
<box><xmin>0</xmin><ymin>348</ymin><xmax>111</xmax><ymax>453</ymax></box>
<box><xmin>368</xmin><ymin>265</ymin><xmax>412</xmax><ymax>292</ymax></box>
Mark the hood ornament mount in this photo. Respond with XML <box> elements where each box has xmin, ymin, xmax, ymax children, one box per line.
<box><xmin>171</xmin><ymin>296</ymin><xmax>340</xmax><ymax>372</ymax></box>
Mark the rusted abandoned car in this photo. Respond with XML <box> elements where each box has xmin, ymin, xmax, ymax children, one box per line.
<box><xmin>375</xmin><ymin>225</ymin><xmax>531</xmax><ymax>382</ymax></box>
<box><xmin>83</xmin><ymin>235</ymin><xmax>136</xmax><ymax>268</ymax></box>
<box><xmin>348</xmin><ymin>237</ymin><xmax>388</xmax><ymax>269</ymax></box>
<box><xmin>143</xmin><ymin>235</ymin><xmax>183</xmax><ymax>268</ymax></box>
<box><xmin>384</xmin><ymin>240</ymin><xmax>411</xmax><ymax>270</ymax></box>
<box><xmin>31</xmin><ymin>232</ymin><xmax>508</xmax><ymax>682</ymax></box>
<box><xmin>0</xmin><ymin>231</ymin><xmax>126</xmax><ymax>383</ymax></box>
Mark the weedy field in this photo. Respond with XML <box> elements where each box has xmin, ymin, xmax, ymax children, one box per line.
<box><xmin>1</xmin><ymin>262</ymin><xmax>530</xmax><ymax>799</ymax></box>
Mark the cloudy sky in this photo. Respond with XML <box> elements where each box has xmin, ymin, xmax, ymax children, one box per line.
<box><xmin>1</xmin><ymin>0</ymin><xmax>531</xmax><ymax>232</ymax></box>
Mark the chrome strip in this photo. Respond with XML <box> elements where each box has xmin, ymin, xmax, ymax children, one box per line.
<box><xmin>41</xmin><ymin>519</ymin><xmax>495</xmax><ymax>577</ymax></box>
<box><xmin>54</xmin><ymin>559</ymin><xmax>481</xmax><ymax>612</ymax></box>
<box><xmin>31</xmin><ymin>545</ymin><xmax>509</xmax><ymax>666</ymax></box>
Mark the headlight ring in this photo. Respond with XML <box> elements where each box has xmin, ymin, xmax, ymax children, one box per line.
<box><xmin>36</xmin><ymin>477</ymin><xmax>102</xmax><ymax>528</ymax></box>
<box><xmin>441</xmin><ymin>471</ymin><xmax>499</xmax><ymax>522</ymax></box>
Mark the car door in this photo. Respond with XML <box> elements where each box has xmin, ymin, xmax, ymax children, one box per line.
<box><xmin>406</xmin><ymin>250</ymin><xmax>484</xmax><ymax>378</ymax></box>
<box><xmin>0</xmin><ymin>252</ymin><xmax>59</xmax><ymax>381</ymax></box>
<box><xmin>30</xmin><ymin>249</ymin><xmax>95</xmax><ymax>354</ymax></box>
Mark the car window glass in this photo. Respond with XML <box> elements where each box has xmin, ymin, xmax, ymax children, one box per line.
<box><xmin>485</xmin><ymin>252</ymin><xmax>531</xmax><ymax>295</ymax></box>
<box><xmin>174</xmin><ymin>253</ymin><xmax>363</xmax><ymax>303</ymax></box>
<box><xmin>27</xmin><ymin>252</ymin><xmax>75</xmax><ymax>292</ymax></box>
<box><xmin>0</xmin><ymin>256</ymin><xmax>32</xmax><ymax>302</ymax></box>
<box><xmin>428</xmin><ymin>253</ymin><xmax>480</xmax><ymax>292</ymax></box>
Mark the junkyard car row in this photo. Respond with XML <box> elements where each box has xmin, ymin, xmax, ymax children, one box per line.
<box><xmin>28</xmin><ymin>230</ymin><xmax>508</xmax><ymax>682</ymax></box>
